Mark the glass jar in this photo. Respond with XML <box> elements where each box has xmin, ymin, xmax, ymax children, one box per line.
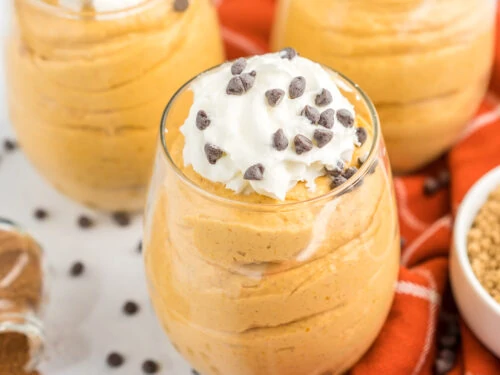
<box><xmin>0</xmin><ymin>219</ymin><xmax>45</xmax><ymax>373</ymax></box>
<box><xmin>271</xmin><ymin>0</ymin><xmax>496</xmax><ymax>173</ymax></box>
<box><xmin>5</xmin><ymin>0</ymin><xmax>224</xmax><ymax>211</ymax></box>
<box><xmin>143</xmin><ymin>66</ymin><xmax>400</xmax><ymax>375</ymax></box>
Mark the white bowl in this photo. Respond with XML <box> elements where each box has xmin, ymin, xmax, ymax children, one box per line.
<box><xmin>451</xmin><ymin>165</ymin><xmax>500</xmax><ymax>357</ymax></box>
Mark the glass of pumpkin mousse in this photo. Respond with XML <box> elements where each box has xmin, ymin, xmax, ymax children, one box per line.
<box><xmin>144</xmin><ymin>50</ymin><xmax>400</xmax><ymax>375</ymax></box>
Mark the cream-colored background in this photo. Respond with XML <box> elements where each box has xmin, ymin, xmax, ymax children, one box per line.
<box><xmin>0</xmin><ymin>2</ymin><xmax>190</xmax><ymax>374</ymax></box>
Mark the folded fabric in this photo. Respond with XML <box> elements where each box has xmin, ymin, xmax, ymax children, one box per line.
<box><xmin>217</xmin><ymin>0</ymin><xmax>500</xmax><ymax>373</ymax></box>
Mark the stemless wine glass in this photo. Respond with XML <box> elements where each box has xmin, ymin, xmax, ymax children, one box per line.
<box><xmin>144</xmin><ymin>66</ymin><xmax>400</xmax><ymax>375</ymax></box>
<box><xmin>271</xmin><ymin>0</ymin><xmax>496</xmax><ymax>172</ymax></box>
<box><xmin>5</xmin><ymin>0</ymin><xmax>224</xmax><ymax>212</ymax></box>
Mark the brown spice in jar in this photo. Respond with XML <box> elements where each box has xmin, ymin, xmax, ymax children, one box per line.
<box><xmin>467</xmin><ymin>185</ymin><xmax>500</xmax><ymax>304</ymax></box>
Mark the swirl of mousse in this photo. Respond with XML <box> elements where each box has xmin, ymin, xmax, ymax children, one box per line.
<box><xmin>180</xmin><ymin>52</ymin><xmax>361</xmax><ymax>200</ymax></box>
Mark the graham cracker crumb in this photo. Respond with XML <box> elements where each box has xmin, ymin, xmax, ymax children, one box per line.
<box><xmin>467</xmin><ymin>185</ymin><xmax>500</xmax><ymax>304</ymax></box>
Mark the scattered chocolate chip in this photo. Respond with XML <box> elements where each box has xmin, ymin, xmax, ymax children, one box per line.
<box><xmin>196</xmin><ymin>110</ymin><xmax>210</xmax><ymax>130</ymax></box>
<box><xmin>331</xmin><ymin>176</ymin><xmax>347</xmax><ymax>189</ymax></box>
<box><xmin>358</xmin><ymin>152</ymin><xmax>369</xmax><ymax>166</ymax></box>
<box><xmin>112</xmin><ymin>211</ymin><xmax>131</xmax><ymax>227</ymax></box>
<box><xmin>137</xmin><ymin>241</ymin><xmax>143</xmax><ymax>253</ymax></box>
<box><xmin>107</xmin><ymin>352</ymin><xmax>125</xmax><ymax>368</ymax></box>
<box><xmin>301</xmin><ymin>105</ymin><xmax>320</xmax><ymax>124</ymax></box>
<box><xmin>173</xmin><ymin>0</ymin><xmax>189</xmax><ymax>12</ymax></box>
<box><xmin>265</xmin><ymin>89</ymin><xmax>285</xmax><ymax>107</ymax></box>
<box><xmin>439</xmin><ymin>334</ymin><xmax>458</xmax><ymax>349</ymax></box>
<box><xmin>438</xmin><ymin>169</ymin><xmax>450</xmax><ymax>187</ymax></box>
<box><xmin>400</xmin><ymin>237</ymin><xmax>407</xmax><ymax>249</ymax></box>
<box><xmin>70</xmin><ymin>261</ymin><xmax>85</xmax><ymax>277</ymax></box>
<box><xmin>77</xmin><ymin>215</ymin><xmax>94</xmax><ymax>229</ymax></box>
<box><xmin>356</xmin><ymin>127</ymin><xmax>367</xmax><ymax>146</ymax></box>
<box><xmin>272</xmin><ymin>129</ymin><xmax>288</xmax><ymax>151</ymax></box>
<box><xmin>294</xmin><ymin>135</ymin><xmax>313</xmax><ymax>155</ymax></box>
<box><xmin>315</xmin><ymin>89</ymin><xmax>333</xmax><ymax>107</ymax></box>
<box><xmin>123</xmin><ymin>301</ymin><xmax>140</xmax><ymax>316</ymax></box>
<box><xmin>240</xmin><ymin>72</ymin><xmax>256</xmax><ymax>91</ymax></box>
<box><xmin>142</xmin><ymin>359</ymin><xmax>160</xmax><ymax>373</ymax></box>
<box><xmin>231</xmin><ymin>58</ymin><xmax>246</xmax><ymax>75</ymax></box>
<box><xmin>313</xmin><ymin>129</ymin><xmax>333</xmax><ymax>148</ymax></box>
<box><xmin>318</xmin><ymin>109</ymin><xmax>335</xmax><ymax>129</ymax></box>
<box><xmin>435</xmin><ymin>358</ymin><xmax>453</xmax><ymax>375</ymax></box>
<box><xmin>423</xmin><ymin>177</ymin><xmax>440</xmax><ymax>196</ymax></box>
<box><xmin>280</xmin><ymin>47</ymin><xmax>297</xmax><ymax>60</ymax></box>
<box><xmin>336</xmin><ymin>109</ymin><xmax>354</xmax><ymax>128</ymax></box>
<box><xmin>343</xmin><ymin>167</ymin><xmax>358</xmax><ymax>179</ymax></box>
<box><xmin>289</xmin><ymin>76</ymin><xmax>306</xmax><ymax>99</ymax></box>
<box><xmin>325</xmin><ymin>160</ymin><xmax>344</xmax><ymax>177</ymax></box>
<box><xmin>204</xmin><ymin>143</ymin><xmax>224</xmax><ymax>165</ymax></box>
<box><xmin>4</xmin><ymin>139</ymin><xmax>18</xmax><ymax>152</ymax></box>
<box><xmin>34</xmin><ymin>208</ymin><xmax>48</xmax><ymax>220</ymax></box>
<box><xmin>226</xmin><ymin>76</ymin><xmax>245</xmax><ymax>95</ymax></box>
<box><xmin>244</xmin><ymin>164</ymin><xmax>265</xmax><ymax>181</ymax></box>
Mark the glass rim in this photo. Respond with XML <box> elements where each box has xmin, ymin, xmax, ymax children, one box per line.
<box><xmin>159</xmin><ymin>61</ymin><xmax>382</xmax><ymax>210</ymax></box>
<box><xmin>22</xmin><ymin>0</ymin><xmax>164</xmax><ymax>20</ymax></box>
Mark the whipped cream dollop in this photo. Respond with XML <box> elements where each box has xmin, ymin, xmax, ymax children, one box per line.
<box><xmin>180</xmin><ymin>52</ymin><xmax>359</xmax><ymax>200</ymax></box>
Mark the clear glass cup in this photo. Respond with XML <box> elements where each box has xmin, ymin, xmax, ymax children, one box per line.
<box><xmin>0</xmin><ymin>219</ymin><xmax>45</xmax><ymax>372</ymax></box>
<box><xmin>271</xmin><ymin>0</ymin><xmax>496</xmax><ymax>173</ymax></box>
<box><xmin>5</xmin><ymin>0</ymin><xmax>224</xmax><ymax>212</ymax></box>
<box><xmin>143</xmin><ymin>65</ymin><xmax>401</xmax><ymax>375</ymax></box>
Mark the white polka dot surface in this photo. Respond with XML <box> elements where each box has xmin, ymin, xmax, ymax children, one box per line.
<box><xmin>0</xmin><ymin>3</ymin><xmax>190</xmax><ymax>374</ymax></box>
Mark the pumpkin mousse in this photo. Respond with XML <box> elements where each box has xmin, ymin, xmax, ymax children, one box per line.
<box><xmin>271</xmin><ymin>0</ymin><xmax>496</xmax><ymax>172</ymax></box>
<box><xmin>144</xmin><ymin>51</ymin><xmax>400</xmax><ymax>375</ymax></box>
<box><xmin>6</xmin><ymin>0</ymin><xmax>223</xmax><ymax>211</ymax></box>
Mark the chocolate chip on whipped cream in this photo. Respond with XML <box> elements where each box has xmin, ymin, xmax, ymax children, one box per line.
<box><xmin>301</xmin><ymin>105</ymin><xmax>320</xmax><ymax>124</ymax></box>
<box><xmin>343</xmin><ymin>167</ymin><xmax>358</xmax><ymax>179</ymax></box>
<box><xmin>265</xmin><ymin>89</ymin><xmax>285</xmax><ymax>107</ymax></box>
<box><xmin>325</xmin><ymin>160</ymin><xmax>344</xmax><ymax>177</ymax></box>
<box><xmin>240</xmin><ymin>72</ymin><xmax>256</xmax><ymax>91</ymax></box>
<box><xmin>244</xmin><ymin>164</ymin><xmax>265</xmax><ymax>180</ymax></box>
<box><xmin>231</xmin><ymin>58</ymin><xmax>246</xmax><ymax>75</ymax></box>
<box><xmin>204</xmin><ymin>143</ymin><xmax>224</xmax><ymax>165</ymax></box>
<box><xmin>315</xmin><ymin>88</ymin><xmax>333</xmax><ymax>107</ymax></box>
<box><xmin>331</xmin><ymin>176</ymin><xmax>347</xmax><ymax>189</ymax></box>
<box><xmin>196</xmin><ymin>110</ymin><xmax>210</xmax><ymax>130</ymax></box>
<box><xmin>226</xmin><ymin>76</ymin><xmax>245</xmax><ymax>95</ymax></box>
<box><xmin>289</xmin><ymin>76</ymin><xmax>306</xmax><ymax>99</ymax></box>
<box><xmin>313</xmin><ymin>128</ymin><xmax>333</xmax><ymax>148</ymax></box>
<box><xmin>294</xmin><ymin>135</ymin><xmax>313</xmax><ymax>155</ymax></box>
<box><xmin>355</xmin><ymin>127</ymin><xmax>367</xmax><ymax>146</ymax></box>
<box><xmin>318</xmin><ymin>108</ymin><xmax>335</xmax><ymax>129</ymax></box>
<box><xmin>272</xmin><ymin>129</ymin><xmax>289</xmax><ymax>151</ymax></box>
<box><xmin>173</xmin><ymin>0</ymin><xmax>189</xmax><ymax>12</ymax></box>
<box><xmin>337</xmin><ymin>109</ymin><xmax>355</xmax><ymax>128</ymax></box>
<box><xmin>280</xmin><ymin>47</ymin><xmax>297</xmax><ymax>60</ymax></box>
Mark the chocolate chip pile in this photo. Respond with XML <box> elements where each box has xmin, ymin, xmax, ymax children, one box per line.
<box><xmin>467</xmin><ymin>185</ymin><xmax>500</xmax><ymax>303</ymax></box>
<box><xmin>197</xmin><ymin>48</ymin><xmax>370</xmax><ymax>191</ymax></box>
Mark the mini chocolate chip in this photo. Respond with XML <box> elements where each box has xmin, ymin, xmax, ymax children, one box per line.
<box><xmin>313</xmin><ymin>129</ymin><xmax>333</xmax><ymax>148</ymax></box>
<box><xmin>196</xmin><ymin>110</ymin><xmax>210</xmax><ymax>130</ymax></box>
<box><xmin>226</xmin><ymin>76</ymin><xmax>245</xmax><ymax>95</ymax></box>
<box><xmin>356</xmin><ymin>127</ymin><xmax>367</xmax><ymax>146</ymax></box>
<box><xmin>294</xmin><ymin>135</ymin><xmax>313</xmax><ymax>155</ymax></box>
<box><xmin>173</xmin><ymin>0</ymin><xmax>189</xmax><ymax>11</ymax></box>
<box><xmin>318</xmin><ymin>109</ymin><xmax>335</xmax><ymax>129</ymax></box>
<box><xmin>325</xmin><ymin>160</ymin><xmax>344</xmax><ymax>177</ymax></box>
<box><xmin>142</xmin><ymin>360</ymin><xmax>160</xmax><ymax>373</ymax></box>
<box><xmin>112</xmin><ymin>211</ymin><xmax>131</xmax><ymax>227</ymax></box>
<box><xmin>337</xmin><ymin>109</ymin><xmax>354</xmax><ymax>128</ymax></box>
<box><xmin>331</xmin><ymin>176</ymin><xmax>347</xmax><ymax>189</ymax></box>
<box><xmin>70</xmin><ymin>261</ymin><xmax>85</xmax><ymax>277</ymax></box>
<box><xmin>301</xmin><ymin>105</ymin><xmax>320</xmax><ymax>124</ymax></box>
<box><xmin>435</xmin><ymin>358</ymin><xmax>453</xmax><ymax>375</ymax></box>
<box><xmin>244</xmin><ymin>164</ymin><xmax>265</xmax><ymax>181</ymax></box>
<box><xmin>77</xmin><ymin>215</ymin><xmax>94</xmax><ymax>229</ymax></box>
<box><xmin>272</xmin><ymin>129</ymin><xmax>288</xmax><ymax>151</ymax></box>
<box><xmin>439</xmin><ymin>334</ymin><xmax>458</xmax><ymax>349</ymax></box>
<box><xmin>240</xmin><ymin>72</ymin><xmax>256</xmax><ymax>91</ymax></box>
<box><xmin>289</xmin><ymin>76</ymin><xmax>306</xmax><ymax>99</ymax></box>
<box><xmin>423</xmin><ymin>177</ymin><xmax>440</xmax><ymax>196</ymax></box>
<box><xmin>315</xmin><ymin>89</ymin><xmax>333</xmax><ymax>107</ymax></box>
<box><xmin>107</xmin><ymin>352</ymin><xmax>124</xmax><ymax>368</ymax></box>
<box><xmin>34</xmin><ymin>208</ymin><xmax>48</xmax><ymax>220</ymax></box>
<box><xmin>123</xmin><ymin>301</ymin><xmax>140</xmax><ymax>316</ymax></box>
<box><xmin>438</xmin><ymin>169</ymin><xmax>450</xmax><ymax>187</ymax></box>
<box><xmin>204</xmin><ymin>143</ymin><xmax>224</xmax><ymax>165</ymax></box>
<box><xmin>137</xmin><ymin>241</ymin><xmax>143</xmax><ymax>253</ymax></box>
<box><xmin>343</xmin><ymin>167</ymin><xmax>358</xmax><ymax>179</ymax></box>
<box><xmin>280</xmin><ymin>47</ymin><xmax>297</xmax><ymax>60</ymax></box>
<box><xmin>231</xmin><ymin>58</ymin><xmax>246</xmax><ymax>75</ymax></box>
<box><xmin>4</xmin><ymin>139</ymin><xmax>18</xmax><ymax>152</ymax></box>
<box><xmin>265</xmin><ymin>89</ymin><xmax>285</xmax><ymax>107</ymax></box>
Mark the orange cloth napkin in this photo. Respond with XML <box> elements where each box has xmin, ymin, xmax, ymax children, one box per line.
<box><xmin>217</xmin><ymin>1</ymin><xmax>500</xmax><ymax>373</ymax></box>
